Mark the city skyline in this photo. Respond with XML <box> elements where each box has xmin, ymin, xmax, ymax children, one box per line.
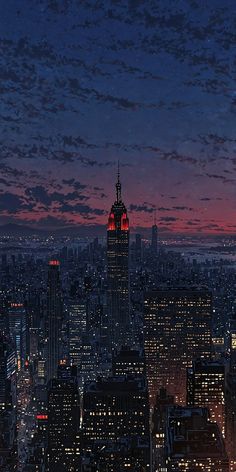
<box><xmin>0</xmin><ymin>1</ymin><xmax>235</xmax><ymax>235</ymax></box>
<box><xmin>1</xmin><ymin>3</ymin><xmax>236</xmax><ymax>471</ymax></box>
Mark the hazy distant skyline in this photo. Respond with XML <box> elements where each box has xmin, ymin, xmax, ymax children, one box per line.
<box><xmin>0</xmin><ymin>1</ymin><xmax>235</xmax><ymax>234</ymax></box>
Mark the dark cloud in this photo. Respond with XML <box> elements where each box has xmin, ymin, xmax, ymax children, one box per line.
<box><xmin>0</xmin><ymin>191</ymin><xmax>33</xmax><ymax>213</ymax></box>
<box><xmin>200</xmin><ymin>197</ymin><xmax>223</xmax><ymax>201</ymax></box>
<box><xmin>129</xmin><ymin>204</ymin><xmax>154</xmax><ymax>213</ymax></box>
<box><xmin>160</xmin><ymin>216</ymin><xmax>179</xmax><ymax>222</ymax></box>
<box><xmin>25</xmin><ymin>185</ymin><xmax>89</xmax><ymax>208</ymax></box>
<box><xmin>35</xmin><ymin>215</ymin><xmax>74</xmax><ymax>228</ymax></box>
<box><xmin>172</xmin><ymin>206</ymin><xmax>193</xmax><ymax>211</ymax></box>
<box><xmin>62</xmin><ymin>179</ymin><xmax>87</xmax><ymax>190</ymax></box>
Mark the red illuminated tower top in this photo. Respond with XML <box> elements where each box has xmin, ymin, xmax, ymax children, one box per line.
<box><xmin>108</xmin><ymin>164</ymin><xmax>129</xmax><ymax>232</ymax></box>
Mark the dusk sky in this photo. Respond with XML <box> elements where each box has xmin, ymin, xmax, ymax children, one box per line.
<box><xmin>0</xmin><ymin>0</ymin><xmax>236</xmax><ymax>234</ymax></box>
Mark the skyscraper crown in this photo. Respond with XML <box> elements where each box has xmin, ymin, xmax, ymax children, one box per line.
<box><xmin>108</xmin><ymin>164</ymin><xmax>129</xmax><ymax>231</ymax></box>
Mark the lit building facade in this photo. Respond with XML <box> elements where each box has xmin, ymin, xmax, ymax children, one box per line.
<box><xmin>107</xmin><ymin>169</ymin><xmax>130</xmax><ymax>349</ymax></box>
<box><xmin>144</xmin><ymin>288</ymin><xmax>212</xmax><ymax>406</ymax></box>
<box><xmin>0</xmin><ymin>337</ymin><xmax>16</xmax><ymax>411</ymax></box>
<box><xmin>224</xmin><ymin>321</ymin><xmax>236</xmax><ymax>471</ymax></box>
<box><xmin>187</xmin><ymin>360</ymin><xmax>225</xmax><ymax>437</ymax></box>
<box><xmin>225</xmin><ymin>371</ymin><xmax>236</xmax><ymax>471</ymax></box>
<box><xmin>8</xmin><ymin>302</ymin><xmax>27</xmax><ymax>370</ymax></box>
<box><xmin>47</xmin><ymin>260</ymin><xmax>63</xmax><ymax>381</ymax></box>
<box><xmin>69</xmin><ymin>299</ymin><xmax>87</xmax><ymax>366</ymax></box>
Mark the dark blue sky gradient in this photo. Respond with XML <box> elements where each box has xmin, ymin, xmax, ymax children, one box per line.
<box><xmin>0</xmin><ymin>0</ymin><xmax>235</xmax><ymax>233</ymax></box>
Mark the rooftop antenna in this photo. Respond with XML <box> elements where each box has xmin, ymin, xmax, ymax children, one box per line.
<box><xmin>154</xmin><ymin>207</ymin><xmax>157</xmax><ymax>226</ymax></box>
<box><xmin>116</xmin><ymin>160</ymin><xmax>122</xmax><ymax>203</ymax></box>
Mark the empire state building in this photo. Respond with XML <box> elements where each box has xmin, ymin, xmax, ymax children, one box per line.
<box><xmin>107</xmin><ymin>168</ymin><xmax>130</xmax><ymax>349</ymax></box>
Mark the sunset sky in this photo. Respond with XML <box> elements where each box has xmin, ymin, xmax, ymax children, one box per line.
<box><xmin>0</xmin><ymin>0</ymin><xmax>235</xmax><ymax>234</ymax></box>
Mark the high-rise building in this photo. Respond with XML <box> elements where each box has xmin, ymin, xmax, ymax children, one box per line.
<box><xmin>135</xmin><ymin>233</ymin><xmax>142</xmax><ymax>265</ymax></box>
<box><xmin>152</xmin><ymin>388</ymin><xmax>175</xmax><ymax>471</ymax></box>
<box><xmin>112</xmin><ymin>347</ymin><xmax>146</xmax><ymax>377</ymax></box>
<box><xmin>47</xmin><ymin>372</ymin><xmax>80</xmax><ymax>472</ymax></box>
<box><xmin>144</xmin><ymin>288</ymin><xmax>212</xmax><ymax>406</ymax></box>
<box><xmin>0</xmin><ymin>337</ymin><xmax>17</xmax><ymax>470</ymax></box>
<box><xmin>47</xmin><ymin>260</ymin><xmax>63</xmax><ymax>381</ymax></box>
<box><xmin>82</xmin><ymin>375</ymin><xmax>150</xmax><ymax>470</ymax></box>
<box><xmin>225</xmin><ymin>371</ymin><xmax>236</xmax><ymax>471</ymax></box>
<box><xmin>81</xmin><ymin>438</ymin><xmax>150</xmax><ymax>472</ymax></box>
<box><xmin>69</xmin><ymin>299</ymin><xmax>87</xmax><ymax>367</ymax></box>
<box><xmin>8</xmin><ymin>302</ymin><xmax>27</xmax><ymax>371</ymax></box>
<box><xmin>151</xmin><ymin>212</ymin><xmax>158</xmax><ymax>255</ymax></box>
<box><xmin>225</xmin><ymin>321</ymin><xmax>236</xmax><ymax>470</ymax></box>
<box><xmin>187</xmin><ymin>359</ymin><xmax>225</xmax><ymax>437</ymax></box>
<box><xmin>0</xmin><ymin>337</ymin><xmax>15</xmax><ymax>411</ymax></box>
<box><xmin>107</xmin><ymin>168</ymin><xmax>130</xmax><ymax>349</ymax></box>
<box><xmin>164</xmin><ymin>406</ymin><xmax>229</xmax><ymax>472</ymax></box>
<box><xmin>229</xmin><ymin>320</ymin><xmax>236</xmax><ymax>372</ymax></box>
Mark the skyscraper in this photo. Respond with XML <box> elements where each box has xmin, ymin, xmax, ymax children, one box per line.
<box><xmin>112</xmin><ymin>347</ymin><xmax>146</xmax><ymax>377</ymax></box>
<box><xmin>107</xmin><ymin>167</ymin><xmax>130</xmax><ymax>349</ymax></box>
<box><xmin>144</xmin><ymin>288</ymin><xmax>212</xmax><ymax>406</ymax></box>
<box><xmin>135</xmin><ymin>233</ymin><xmax>142</xmax><ymax>266</ymax></box>
<box><xmin>47</xmin><ymin>373</ymin><xmax>80</xmax><ymax>472</ymax></box>
<box><xmin>47</xmin><ymin>260</ymin><xmax>63</xmax><ymax>381</ymax></box>
<box><xmin>152</xmin><ymin>388</ymin><xmax>175</xmax><ymax>471</ymax></box>
<box><xmin>69</xmin><ymin>299</ymin><xmax>87</xmax><ymax>367</ymax></box>
<box><xmin>82</xmin><ymin>375</ymin><xmax>150</xmax><ymax>470</ymax></box>
<box><xmin>225</xmin><ymin>320</ymin><xmax>236</xmax><ymax>470</ymax></box>
<box><xmin>8</xmin><ymin>302</ymin><xmax>27</xmax><ymax>371</ymax></box>
<box><xmin>164</xmin><ymin>407</ymin><xmax>229</xmax><ymax>472</ymax></box>
<box><xmin>151</xmin><ymin>210</ymin><xmax>158</xmax><ymax>255</ymax></box>
<box><xmin>187</xmin><ymin>359</ymin><xmax>225</xmax><ymax>437</ymax></box>
<box><xmin>0</xmin><ymin>336</ymin><xmax>16</xmax><ymax>411</ymax></box>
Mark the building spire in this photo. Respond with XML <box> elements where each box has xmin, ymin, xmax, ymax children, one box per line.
<box><xmin>154</xmin><ymin>207</ymin><xmax>157</xmax><ymax>226</ymax></box>
<box><xmin>116</xmin><ymin>161</ymin><xmax>122</xmax><ymax>203</ymax></box>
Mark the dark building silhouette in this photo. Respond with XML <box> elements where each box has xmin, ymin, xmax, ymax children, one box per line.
<box><xmin>82</xmin><ymin>375</ymin><xmax>150</xmax><ymax>470</ymax></box>
<box><xmin>151</xmin><ymin>212</ymin><xmax>158</xmax><ymax>255</ymax></box>
<box><xmin>47</xmin><ymin>369</ymin><xmax>80</xmax><ymax>472</ymax></box>
<box><xmin>135</xmin><ymin>233</ymin><xmax>142</xmax><ymax>266</ymax></box>
<box><xmin>144</xmin><ymin>288</ymin><xmax>212</xmax><ymax>406</ymax></box>
<box><xmin>47</xmin><ymin>260</ymin><xmax>63</xmax><ymax>381</ymax></box>
<box><xmin>107</xmin><ymin>168</ymin><xmax>130</xmax><ymax>349</ymax></box>
<box><xmin>152</xmin><ymin>388</ymin><xmax>175</xmax><ymax>471</ymax></box>
<box><xmin>112</xmin><ymin>347</ymin><xmax>146</xmax><ymax>377</ymax></box>
<box><xmin>164</xmin><ymin>407</ymin><xmax>229</xmax><ymax>471</ymax></box>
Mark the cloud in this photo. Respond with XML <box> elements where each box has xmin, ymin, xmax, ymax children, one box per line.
<box><xmin>129</xmin><ymin>204</ymin><xmax>154</xmax><ymax>213</ymax></box>
<box><xmin>35</xmin><ymin>215</ymin><xmax>74</xmax><ymax>228</ymax></box>
<box><xmin>25</xmin><ymin>185</ymin><xmax>89</xmax><ymax>209</ymax></box>
<box><xmin>172</xmin><ymin>206</ymin><xmax>193</xmax><ymax>211</ymax></box>
<box><xmin>0</xmin><ymin>191</ymin><xmax>33</xmax><ymax>213</ymax></box>
<box><xmin>160</xmin><ymin>216</ymin><xmax>179</xmax><ymax>222</ymax></box>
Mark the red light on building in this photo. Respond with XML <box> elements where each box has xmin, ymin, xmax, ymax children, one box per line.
<box><xmin>25</xmin><ymin>360</ymin><xmax>29</xmax><ymax>367</ymax></box>
<box><xmin>36</xmin><ymin>414</ymin><xmax>48</xmax><ymax>420</ymax></box>
<box><xmin>10</xmin><ymin>303</ymin><xmax>24</xmax><ymax>308</ymax></box>
<box><xmin>121</xmin><ymin>213</ymin><xmax>129</xmax><ymax>231</ymax></box>
<box><xmin>108</xmin><ymin>212</ymin><xmax>116</xmax><ymax>231</ymax></box>
<box><xmin>49</xmin><ymin>260</ymin><xmax>60</xmax><ymax>266</ymax></box>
